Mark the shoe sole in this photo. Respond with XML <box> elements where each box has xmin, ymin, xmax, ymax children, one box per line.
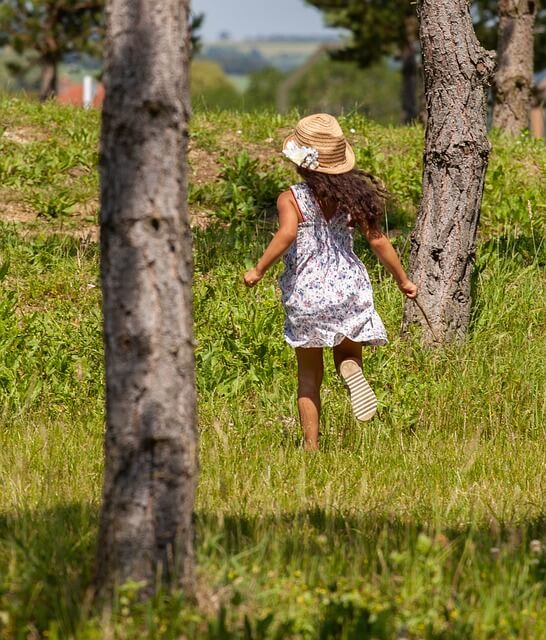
<box><xmin>339</xmin><ymin>360</ymin><xmax>377</xmax><ymax>421</ymax></box>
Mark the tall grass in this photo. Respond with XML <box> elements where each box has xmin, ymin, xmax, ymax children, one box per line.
<box><xmin>0</xmin><ymin>98</ymin><xmax>545</xmax><ymax>638</ymax></box>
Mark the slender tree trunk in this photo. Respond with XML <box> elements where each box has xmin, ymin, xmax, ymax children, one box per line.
<box><xmin>530</xmin><ymin>83</ymin><xmax>545</xmax><ymax>138</ymax></box>
<box><xmin>39</xmin><ymin>56</ymin><xmax>58</xmax><ymax>102</ymax></box>
<box><xmin>402</xmin><ymin>0</ymin><xmax>496</xmax><ymax>344</ymax></box>
<box><xmin>401</xmin><ymin>15</ymin><xmax>419</xmax><ymax>124</ymax></box>
<box><xmin>96</xmin><ymin>0</ymin><xmax>197</xmax><ymax>599</ymax></box>
<box><xmin>492</xmin><ymin>0</ymin><xmax>537</xmax><ymax>135</ymax></box>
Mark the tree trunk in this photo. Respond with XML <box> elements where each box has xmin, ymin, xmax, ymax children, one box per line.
<box><xmin>39</xmin><ymin>56</ymin><xmax>58</xmax><ymax>102</ymax></box>
<box><xmin>530</xmin><ymin>82</ymin><xmax>545</xmax><ymax>138</ymax></box>
<box><xmin>402</xmin><ymin>0</ymin><xmax>496</xmax><ymax>344</ymax></box>
<box><xmin>492</xmin><ymin>0</ymin><xmax>537</xmax><ymax>135</ymax></box>
<box><xmin>401</xmin><ymin>15</ymin><xmax>419</xmax><ymax>124</ymax></box>
<box><xmin>96</xmin><ymin>0</ymin><xmax>197</xmax><ymax>599</ymax></box>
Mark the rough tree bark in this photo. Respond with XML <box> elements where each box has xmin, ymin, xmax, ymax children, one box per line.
<box><xmin>96</xmin><ymin>0</ymin><xmax>197</xmax><ymax>598</ymax></box>
<box><xmin>402</xmin><ymin>0</ymin><xmax>496</xmax><ymax>344</ymax></box>
<box><xmin>492</xmin><ymin>0</ymin><xmax>537</xmax><ymax>135</ymax></box>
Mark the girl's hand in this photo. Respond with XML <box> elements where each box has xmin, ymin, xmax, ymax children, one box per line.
<box><xmin>398</xmin><ymin>279</ymin><xmax>418</xmax><ymax>299</ymax></box>
<box><xmin>244</xmin><ymin>267</ymin><xmax>264</xmax><ymax>288</ymax></box>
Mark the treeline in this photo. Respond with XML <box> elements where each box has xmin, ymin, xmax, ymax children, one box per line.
<box><xmin>191</xmin><ymin>58</ymin><xmax>403</xmax><ymax>124</ymax></box>
<box><xmin>1</xmin><ymin>1</ymin><xmax>545</xmax><ymax>134</ymax></box>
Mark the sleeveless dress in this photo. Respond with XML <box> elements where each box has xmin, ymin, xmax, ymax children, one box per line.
<box><xmin>279</xmin><ymin>183</ymin><xmax>388</xmax><ymax>348</ymax></box>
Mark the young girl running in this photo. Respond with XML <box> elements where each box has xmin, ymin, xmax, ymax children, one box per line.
<box><xmin>244</xmin><ymin>114</ymin><xmax>417</xmax><ymax>451</ymax></box>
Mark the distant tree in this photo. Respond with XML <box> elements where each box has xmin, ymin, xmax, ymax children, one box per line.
<box><xmin>0</xmin><ymin>0</ymin><xmax>104</xmax><ymax>101</ymax></box>
<box><xmin>190</xmin><ymin>12</ymin><xmax>204</xmax><ymax>57</ymax></box>
<box><xmin>307</xmin><ymin>1</ymin><xmax>546</xmax><ymax>127</ymax></box>
<box><xmin>201</xmin><ymin>46</ymin><xmax>270</xmax><ymax>75</ymax></box>
<box><xmin>304</xmin><ymin>1</ymin><xmax>420</xmax><ymax>123</ymax></box>
<box><xmin>473</xmin><ymin>0</ymin><xmax>546</xmax><ymax>71</ymax></box>
<box><xmin>491</xmin><ymin>1</ymin><xmax>538</xmax><ymax>135</ymax></box>
<box><xmin>97</xmin><ymin>0</ymin><xmax>197</xmax><ymax>598</ymax></box>
<box><xmin>530</xmin><ymin>76</ymin><xmax>546</xmax><ymax>138</ymax></box>
<box><xmin>402</xmin><ymin>0</ymin><xmax>495</xmax><ymax>343</ymax></box>
<box><xmin>245</xmin><ymin>67</ymin><xmax>285</xmax><ymax>110</ymax></box>
<box><xmin>191</xmin><ymin>59</ymin><xmax>242</xmax><ymax>110</ymax></box>
<box><xmin>0</xmin><ymin>46</ymin><xmax>41</xmax><ymax>92</ymax></box>
<box><xmin>284</xmin><ymin>56</ymin><xmax>402</xmax><ymax>123</ymax></box>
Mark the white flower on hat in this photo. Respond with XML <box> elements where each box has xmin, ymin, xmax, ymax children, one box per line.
<box><xmin>283</xmin><ymin>140</ymin><xmax>319</xmax><ymax>170</ymax></box>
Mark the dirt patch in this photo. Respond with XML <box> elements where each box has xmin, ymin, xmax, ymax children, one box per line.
<box><xmin>1</xmin><ymin>127</ymin><xmax>46</xmax><ymax>145</ymax></box>
<box><xmin>72</xmin><ymin>197</ymin><xmax>99</xmax><ymax>222</ymax></box>
<box><xmin>67</xmin><ymin>198</ymin><xmax>100</xmax><ymax>242</ymax></box>
<box><xmin>190</xmin><ymin>206</ymin><xmax>215</xmax><ymax>230</ymax></box>
<box><xmin>0</xmin><ymin>191</ymin><xmax>36</xmax><ymax>224</ymax></box>
<box><xmin>218</xmin><ymin>130</ymin><xmax>283</xmax><ymax>166</ymax></box>
<box><xmin>66</xmin><ymin>225</ymin><xmax>100</xmax><ymax>243</ymax></box>
<box><xmin>188</xmin><ymin>147</ymin><xmax>221</xmax><ymax>185</ymax></box>
<box><xmin>245</xmin><ymin>140</ymin><xmax>283</xmax><ymax>166</ymax></box>
<box><xmin>515</xmin><ymin>157</ymin><xmax>544</xmax><ymax>179</ymax></box>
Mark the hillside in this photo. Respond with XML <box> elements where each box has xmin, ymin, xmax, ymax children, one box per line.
<box><xmin>0</xmin><ymin>97</ymin><xmax>545</xmax><ymax>638</ymax></box>
<box><xmin>1</xmin><ymin>97</ymin><xmax>544</xmax><ymax>239</ymax></box>
<box><xmin>200</xmin><ymin>37</ymin><xmax>338</xmax><ymax>72</ymax></box>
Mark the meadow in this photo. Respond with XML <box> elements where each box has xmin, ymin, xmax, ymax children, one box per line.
<box><xmin>0</xmin><ymin>96</ymin><xmax>545</xmax><ymax>638</ymax></box>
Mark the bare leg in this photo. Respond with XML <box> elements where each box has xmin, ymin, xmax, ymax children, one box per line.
<box><xmin>295</xmin><ymin>347</ymin><xmax>324</xmax><ymax>451</ymax></box>
<box><xmin>334</xmin><ymin>338</ymin><xmax>377</xmax><ymax>421</ymax></box>
<box><xmin>333</xmin><ymin>338</ymin><xmax>363</xmax><ymax>374</ymax></box>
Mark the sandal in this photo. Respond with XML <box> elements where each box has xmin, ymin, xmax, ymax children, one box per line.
<box><xmin>339</xmin><ymin>359</ymin><xmax>377</xmax><ymax>421</ymax></box>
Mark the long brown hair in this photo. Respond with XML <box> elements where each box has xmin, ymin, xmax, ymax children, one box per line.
<box><xmin>297</xmin><ymin>167</ymin><xmax>388</xmax><ymax>234</ymax></box>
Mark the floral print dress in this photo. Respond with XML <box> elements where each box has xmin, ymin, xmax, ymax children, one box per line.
<box><xmin>279</xmin><ymin>182</ymin><xmax>388</xmax><ymax>348</ymax></box>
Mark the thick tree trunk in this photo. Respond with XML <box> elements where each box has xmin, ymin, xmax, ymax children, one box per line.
<box><xmin>492</xmin><ymin>0</ymin><xmax>537</xmax><ymax>135</ymax></box>
<box><xmin>402</xmin><ymin>0</ymin><xmax>496</xmax><ymax>344</ymax></box>
<box><xmin>39</xmin><ymin>56</ymin><xmax>58</xmax><ymax>102</ymax></box>
<box><xmin>401</xmin><ymin>15</ymin><xmax>419</xmax><ymax>124</ymax></box>
<box><xmin>96</xmin><ymin>0</ymin><xmax>197</xmax><ymax>598</ymax></box>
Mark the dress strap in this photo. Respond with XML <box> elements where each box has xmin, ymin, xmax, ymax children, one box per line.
<box><xmin>289</xmin><ymin>183</ymin><xmax>318</xmax><ymax>222</ymax></box>
<box><xmin>289</xmin><ymin>185</ymin><xmax>306</xmax><ymax>221</ymax></box>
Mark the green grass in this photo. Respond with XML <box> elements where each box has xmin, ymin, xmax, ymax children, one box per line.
<box><xmin>0</xmin><ymin>97</ymin><xmax>545</xmax><ymax>638</ymax></box>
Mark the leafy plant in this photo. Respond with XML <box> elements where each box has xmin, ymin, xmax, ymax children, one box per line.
<box><xmin>26</xmin><ymin>187</ymin><xmax>77</xmax><ymax>219</ymax></box>
<box><xmin>214</xmin><ymin>151</ymin><xmax>290</xmax><ymax>222</ymax></box>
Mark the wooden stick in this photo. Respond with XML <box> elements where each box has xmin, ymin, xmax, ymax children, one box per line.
<box><xmin>412</xmin><ymin>296</ymin><xmax>440</xmax><ymax>343</ymax></box>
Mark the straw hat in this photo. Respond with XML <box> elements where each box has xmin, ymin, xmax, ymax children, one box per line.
<box><xmin>282</xmin><ymin>113</ymin><xmax>355</xmax><ymax>175</ymax></box>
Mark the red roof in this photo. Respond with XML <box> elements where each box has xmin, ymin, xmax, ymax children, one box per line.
<box><xmin>57</xmin><ymin>76</ymin><xmax>105</xmax><ymax>108</ymax></box>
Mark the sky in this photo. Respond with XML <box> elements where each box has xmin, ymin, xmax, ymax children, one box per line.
<box><xmin>191</xmin><ymin>0</ymin><xmax>337</xmax><ymax>41</ymax></box>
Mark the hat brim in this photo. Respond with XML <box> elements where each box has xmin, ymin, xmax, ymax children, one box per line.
<box><xmin>282</xmin><ymin>133</ymin><xmax>356</xmax><ymax>175</ymax></box>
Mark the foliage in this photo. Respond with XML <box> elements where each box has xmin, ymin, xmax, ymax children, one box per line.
<box><xmin>200</xmin><ymin>45</ymin><xmax>270</xmax><ymax>75</ymax></box>
<box><xmin>473</xmin><ymin>0</ymin><xmax>546</xmax><ymax>71</ymax></box>
<box><xmin>190</xmin><ymin>12</ymin><xmax>205</xmax><ymax>58</ymax></box>
<box><xmin>0</xmin><ymin>46</ymin><xmax>40</xmax><ymax>92</ymax></box>
<box><xmin>191</xmin><ymin>60</ymin><xmax>242</xmax><ymax>111</ymax></box>
<box><xmin>288</xmin><ymin>57</ymin><xmax>402</xmax><ymax>123</ymax></box>
<box><xmin>307</xmin><ymin>1</ymin><xmax>546</xmax><ymax>72</ymax></box>
<box><xmin>190</xmin><ymin>151</ymin><xmax>291</xmax><ymax>223</ymax></box>
<box><xmin>244</xmin><ymin>67</ymin><xmax>285</xmax><ymax>110</ymax></box>
<box><xmin>192</xmin><ymin>57</ymin><xmax>403</xmax><ymax>119</ymax></box>
<box><xmin>0</xmin><ymin>0</ymin><xmax>104</xmax><ymax>95</ymax></box>
<box><xmin>0</xmin><ymin>97</ymin><xmax>545</xmax><ymax>637</ymax></box>
<box><xmin>305</xmin><ymin>0</ymin><xmax>414</xmax><ymax>68</ymax></box>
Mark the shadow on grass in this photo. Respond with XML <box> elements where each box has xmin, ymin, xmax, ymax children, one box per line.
<box><xmin>1</xmin><ymin>502</ymin><xmax>544</xmax><ymax>636</ymax></box>
<box><xmin>0</xmin><ymin>503</ymin><xmax>99</xmax><ymax>636</ymax></box>
<box><xmin>197</xmin><ymin>509</ymin><xmax>546</xmax><ymax>573</ymax></box>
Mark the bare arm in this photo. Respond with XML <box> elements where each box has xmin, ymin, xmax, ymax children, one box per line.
<box><xmin>364</xmin><ymin>226</ymin><xmax>418</xmax><ymax>298</ymax></box>
<box><xmin>244</xmin><ymin>191</ymin><xmax>299</xmax><ymax>287</ymax></box>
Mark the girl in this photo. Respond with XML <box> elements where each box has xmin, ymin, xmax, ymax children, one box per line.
<box><xmin>244</xmin><ymin>114</ymin><xmax>417</xmax><ymax>451</ymax></box>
